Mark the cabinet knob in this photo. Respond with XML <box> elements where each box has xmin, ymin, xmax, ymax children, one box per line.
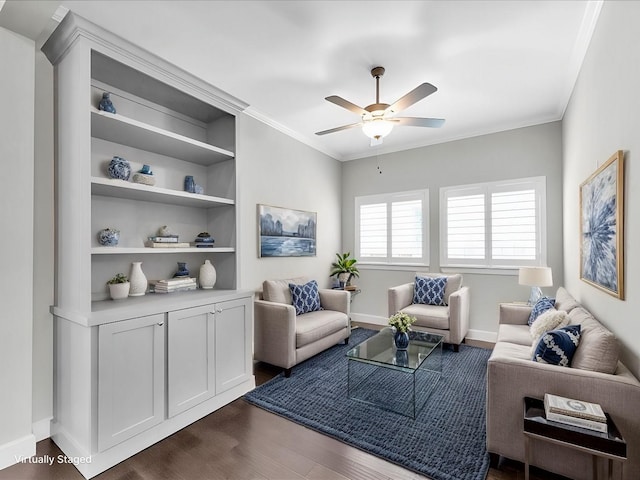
<box><xmin>216</xmin><ymin>308</ymin><xmax>223</xmax><ymax>313</ymax></box>
<box><xmin>157</xmin><ymin>322</ymin><xmax>164</xmax><ymax>326</ymax></box>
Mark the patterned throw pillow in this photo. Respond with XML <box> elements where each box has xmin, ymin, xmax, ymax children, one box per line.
<box><xmin>413</xmin><ymin>276</ymin><xmax>448</xmax><ymax>306</ymax></box>
<box><xmin>532</xmin><ymin>325</ymin><xmax>581</xmax><ymax>367</ymax></box>
<box><xmin>528</xmin><ymin>296</ymin><xmax>556</xmax><ymax>325</ymax></box>
<box><xmin>289</xmin><ymin>280</ymin><xmax>323</xmax><ymax>315</ymax></box>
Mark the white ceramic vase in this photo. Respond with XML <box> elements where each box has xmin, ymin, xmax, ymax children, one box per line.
<box><xmin>199</xmin><ymin>259</ymin><xmax>217</xmax><ymax>289</ymax></box>
<box><xmin>109</xmin><ymin>282</ymin><xmax>130</xmax><ymax>300</ymax></box>
<box><xmin>129</xmin><ymin>261</ymin><xmax>147</xmax><ymax>296</ymax></box>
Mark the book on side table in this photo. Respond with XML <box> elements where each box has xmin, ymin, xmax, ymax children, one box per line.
<box><xmin>544</xmin><ymin>393</ymin><xmax>607</xmax><ymax>433</ymax></box>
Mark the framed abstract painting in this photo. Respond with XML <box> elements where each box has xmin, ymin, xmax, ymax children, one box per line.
<box><xmin>258</xmin><ymin>204</ymin><xmax>317</xmax><ymax>257</ymax></box>
<box><xmin>579</xmin><ymin>150</ymin><xmax>624</xmax><ymax>299</ymax></box>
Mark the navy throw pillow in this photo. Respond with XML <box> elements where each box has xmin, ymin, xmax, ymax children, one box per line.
<box><xmin>413</xmin><ymin>276</ymin><xmax>448</xmax><ymax>306</ymax></box>
<box><xmin>289</xmin><ymin>280</ymin><xmax>323</xmax><ymax>315</ymax></box>
<box><xmin>532</xmin><ymin>325</ymin><xmax>581</xmax><ymax>367</ymax></box>
<box><xmin>528</xmin><ymin>296</ymin><xmax>556</xmax><ymax>325</ymax></box>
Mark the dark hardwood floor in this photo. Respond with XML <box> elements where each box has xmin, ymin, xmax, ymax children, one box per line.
<box><xmin>0</xmin><ymin>326</ymin><xmax>568</xmax><ymax>480</ymax></box>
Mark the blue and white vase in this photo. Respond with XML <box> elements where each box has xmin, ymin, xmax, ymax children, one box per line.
<box><xmin>108</xmin><ymin>156</ymin><xmax>131</xmax><ymax>181</ymax></box>
<box><xmin>98</xmin><ymin>92</ymin><xmax>116</xmax><ymax>113</ymax></box>
<box><xmin>98</xmin><ymin>228</ymin><xmax>120</xmax><ymax>246</ymax></box>
<box><xmin>175</xmin><ymin>262</ymin><xmax>189</xmax><ymax>277</ymax></box>
<box><xmin>394</xmin><ymin>330</ymin><xmax>410</xmax><ymax>350</ymax></box>
<box><xmin>184</xmin><ymin>175</ymin><xmax>196</xmax><ymax>193</ymax></box>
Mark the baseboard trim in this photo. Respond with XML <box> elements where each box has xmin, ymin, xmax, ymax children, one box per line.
<box><xmin>0</xmin><ymin>433</ymin><xmax>36</xmax><ymax>470</ymax></box>
<box><xmin>32</xmin><ymin>417</ymin><xmax>52</xmax><ymax>442</ymax></box>
<box><xmin>466</xmin><ymin>329</ymin><xmax>497</xmax><ymax>343</ymax></box>
<box><xmin>351</xmin><ymin>313</ymin><xmax>497</xmax><ymax>344</ymax></box>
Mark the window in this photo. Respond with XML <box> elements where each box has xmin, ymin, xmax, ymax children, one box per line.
<box><xmin>355</xmin><ymin>190</ymin><xmax>428</xmax><ymax>265</ymax></box>
<box><xmin>440</xmin><ymin>177</ymin><xmax>546</xmax><ymax>268</ymax></box>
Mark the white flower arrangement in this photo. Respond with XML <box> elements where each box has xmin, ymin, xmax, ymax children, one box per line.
<box><xmin>388</xmin><ymin>311</ymin><xmax>417</xmax><ymax>333</ymax></box>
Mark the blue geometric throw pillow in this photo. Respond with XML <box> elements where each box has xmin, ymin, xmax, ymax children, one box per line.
<box><xmin>528</xmin><ymin>296</ymin><xmax>556</xmax><ymax>325</ymax></box>
<box><xmin>413</xmin><ymin>276</ymin><xmax>448</xmax><ymax>306</ymax></box>
<box><xmin>289</xmin><ymin>280</ymin><xmax>323</xmax><ymax>316</ymax></box>
<box><xmin>532</xmin><ymin>325</ymin><xmax>581</xmax><ymax>367</ymax></box>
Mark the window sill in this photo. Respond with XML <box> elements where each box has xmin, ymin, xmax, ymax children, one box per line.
<box><xmin>359</xmin><ymin>263</ymin><xmax>429</xmax><ymax>272</ymax></box>
<box><xmin>440</xmin><ymin>265</ymin><xmax>519</xmax><ymax>276</ymax></box>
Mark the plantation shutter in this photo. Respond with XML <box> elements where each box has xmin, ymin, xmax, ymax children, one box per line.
<box><xmin>491</xmin><ymin>189</ymin><xmax>537</xmax><ymax>260</ymax></box>
<box><xmin>359</xmin><ymin>203</ymin><xmax>387</xmax><ymax>258</ymax></box>
<box><xmin>446</xmin><ymin>194</ymin><xmax>485</xmax><ymax>259</ymax></box>
<box><xmin>392</xmin><ymin>199</ymin><xmax>422</xmax><ymax>259</ymax></box>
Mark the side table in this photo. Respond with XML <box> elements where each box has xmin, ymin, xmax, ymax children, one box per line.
<box><xmin>523</xmin><ymin>397</ymin><xmax>626</xmax><ymax>480</ymax></box>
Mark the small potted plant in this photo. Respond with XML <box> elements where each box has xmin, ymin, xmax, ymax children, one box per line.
<box><xmin>329</xmin><ymin>252</ymin><xmax>360</xmax><ymax>288</ymax></box>
<box><xmin>388</xmin><ymin>311</ymin><xmax>417</xmax><ymax>350</ymax></box>
<box><xmin>107</xmin><ymin>273</ymin><xmax>130</xmax><ymax>300</ymax></box>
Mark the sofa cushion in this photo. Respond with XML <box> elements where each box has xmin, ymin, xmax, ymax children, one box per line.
<box><xmin>263</xmin><ymin>276</ymin><xmax>308</xmax><ymax>304</ymax></box>
<box><xmin>528</xmin><ymin>296</ymin><xmax>556</xmax><ymax>325</ymax></box>
<box><xmin>289</xmin><ymin>280</ymin><xmax>323</xmax><ymax>315</ymax></box>
<box><xmin>296</xmin><ymin>310</ymin><xmax>348</xmax><ymax>347</ymax></box>
<box><xmin>415</xmin><ymin>272</ymin><xmax>462</xmax><ymax>305</ymax></box>
<box><xmin>532</xmin><ymin>325</ymin><xmax>581</xmax><ymax>367</ymax></box>
<box><xmin>530</xmin><ymin>308</ymin><xmax>569</xmax><ymax>343</ymax></box>
<box><xmin>568</xmin><ymin>307</ymin><xmax>620</xmax><ymax>374</ymax></box>
<box><xmin>401</xmin><ymin>303</ymin><xmax>450</xmax><ymax>330</ymax></box>
<box><xmin>413</xmin><ymin>276</ymin><xmax>447</xmax><ymax>306</ymax></box>
<box><xmin>554</xmin><ymin>287</ymin><xmax>580</xmax><ymax>313</ymax></box>
<box><xmin>497</xmin><ymin>324</ymin><xmax>533</xmax><ymax>346</ymax></box>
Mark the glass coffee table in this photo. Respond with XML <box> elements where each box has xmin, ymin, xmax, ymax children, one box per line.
<box><xmin>346</xmin><ymin>328</ymin><xmax>444</xmax><ymax>418</ymax></box>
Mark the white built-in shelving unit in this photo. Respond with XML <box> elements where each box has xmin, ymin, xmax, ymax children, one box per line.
<box><xmin>43</xmin><ymin>12</ymin><xmax>254</xmax><ymax>479</ymax></box>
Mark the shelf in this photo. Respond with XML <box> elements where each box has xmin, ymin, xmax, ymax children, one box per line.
<box><xmin>92</xmin><ymin>247</ymin><xmax>235</xmax><ymax>255</ymax></box>
<box><xmin>91</xmin><ymin>108</ymin><xmax>234</xmax><ymax>165</ymax></box>
<box><xmin>91</xmin><ymin>177</ymin><xmax>234</xmax><ymax>208</ymax></box>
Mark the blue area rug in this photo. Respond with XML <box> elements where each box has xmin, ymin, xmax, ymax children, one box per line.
<box><xmin>245</xmin><ymin>328</ymin><xmax>491</xmax><ymax>480</ymax></box>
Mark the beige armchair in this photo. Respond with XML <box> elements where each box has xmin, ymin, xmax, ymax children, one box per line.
<box><xmin>388</xmin><ymin>273</ymin><xmax>470</xmax><ymax>351</ymax></box>
<box><xmin>254</xmin><ymin>277</ymin><xmax>351</xmax><ymax>377</ymax></box>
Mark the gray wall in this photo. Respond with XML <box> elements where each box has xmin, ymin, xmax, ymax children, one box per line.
<box><xmin>341</xmin><ymin>122</ymin><xmax>564</xmax><ymax>338</ymax></box>
<box><xmin>563</xmin><ymin>1</ymin><xmax>640</xmax><ymax>378</ymax></box>
<box><xmin>0</xmin><ymin>26</ymin><xmax>36</xmax><ymax>465</ymax></box>
<box><xmin>237</xmin><ymin>114</ymin><xmax>343</xmax><ymax>292</ymax></box>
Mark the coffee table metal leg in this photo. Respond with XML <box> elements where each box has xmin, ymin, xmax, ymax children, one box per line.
<box><xmin>524</xmin><ymin>435</ymin><xmax>530</xmax><ymax>480</ymax></box>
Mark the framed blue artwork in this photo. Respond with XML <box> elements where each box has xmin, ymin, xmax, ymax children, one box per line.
<box><xmin>258</xmin><ymin>204</ymin><xmax>317</xmax><ymax>257</ymax></box>
<box><xmin>580</xmin><ymin>150</ymin><xmax>624</xmax><ymax>299</ymax></box>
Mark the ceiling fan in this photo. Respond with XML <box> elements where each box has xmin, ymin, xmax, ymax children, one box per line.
<box><xmin>316</xmin><ymin>66</ymin><xmax>445</xmax><ymax>146</ymax></box>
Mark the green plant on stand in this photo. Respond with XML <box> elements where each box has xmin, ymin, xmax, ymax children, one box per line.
<box><xmin>329</xmin><ymin>252</ymin><xmax>360</xmax><ymax>288</ymax></box>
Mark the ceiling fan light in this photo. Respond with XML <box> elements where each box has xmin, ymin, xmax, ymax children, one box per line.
<box><xmin>362</xmin><ymin>119</ymin><xmax>394</xmax><ymax>139</ymax></box>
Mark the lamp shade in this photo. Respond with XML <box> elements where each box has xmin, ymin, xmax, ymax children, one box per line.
<box><xmin>518</xmin><ymin>266</ymin><xmax>553</xmax><ymax>287</ymax></box>
<box><xmin>362</xmin><ymin>118</ymin><xmax>394</xmax><ymax>139</ymax></box>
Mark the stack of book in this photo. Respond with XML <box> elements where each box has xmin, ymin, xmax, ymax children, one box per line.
<box><xmin>544</xmin><ymin>393</ymin><xmax>608</xmax><ymax>433</ymax></box>
<box><xmin>145</xmin><ymin>235</ymin><xmax>190</xmax><ymax>248</ymax></box>
<box><xmin>149</xmin><ymin>277</ymin><xmax>197</xmax><ymax>293</ymax></box>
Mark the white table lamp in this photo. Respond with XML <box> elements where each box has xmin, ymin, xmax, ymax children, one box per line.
<box><xmin>518</xmin><ymin>266</ymin><xmax>553</xmax><ymax>305</ymax></box>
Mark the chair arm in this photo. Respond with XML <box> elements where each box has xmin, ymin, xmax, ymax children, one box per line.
<box><xmin>388</xmin><ymin>283</ymin><xmax>414</xmax><ymax>317</ymax></box>
<box><xmin>253</xmin><ymin>299</ymin><xmax>296</xmax><ymax>369</ymax></box>
<box><xmin>499</xmin><ymin>303</ymin><xmax>532</xmax><ymax>325</ymax></box>
<box><xmin>448</xmin><ymin>286</ymin><xmax>470</xmax><ymax>345</ymax></box>
<box><xmin>319</xmin><ymin>288</ymin><xmax>350</xmax><ymax>315</ymax></box>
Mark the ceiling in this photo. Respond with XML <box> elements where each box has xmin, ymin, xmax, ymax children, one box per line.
<box><xmin>1</xmin><ymin>0</ymin><xmax>602</xmax><ymax>161</ymax></box>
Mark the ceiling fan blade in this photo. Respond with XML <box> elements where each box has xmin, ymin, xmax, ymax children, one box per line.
<box><xmin>394</xmin><ymin>117</ymin><xmax>445</xmax><ymax>128</ymax></box>
<box><xmin>315</xmin><ymin>122</ymin><xmax>362</xmax><ymax>136</ymax></box>
<box><xmin>325</xmin><ymin>95</ymin><xmax>368</xmax><ymax>115</ymax></box>
<box><xmin>387</xmin><ymin>83</ymin><xmax>437</xmax><ymax>113</ymax></box>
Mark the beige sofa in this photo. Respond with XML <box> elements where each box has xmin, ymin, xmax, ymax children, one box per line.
<box><xmin>388</xmin><ymin>273</ymin><xmax>470</xmax><ymax>351</ymax></box>
<box><xmin>487</xmin><ymin>287</ymin><xmax>640</xmax><ymax>479</ymax></box>
<box><xmin>254</xmin><ymin>277</ymin><xmax>350</xmax><ymax>377</ymax></box>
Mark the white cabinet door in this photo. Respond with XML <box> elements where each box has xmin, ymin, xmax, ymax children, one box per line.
<box><xmin>167</xmin><ymin>304</ymin><xmax>215</xmax><ymax>417</ymax></box>
<box><xmin>98</xmin><ymin>313</ymin><xmax>165</xmax><ymax>451</ymax></box>
<box><xmin>215</xmin><ymin>297</ymin><xmax>252</xmax><ymax>393</ymax></box>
